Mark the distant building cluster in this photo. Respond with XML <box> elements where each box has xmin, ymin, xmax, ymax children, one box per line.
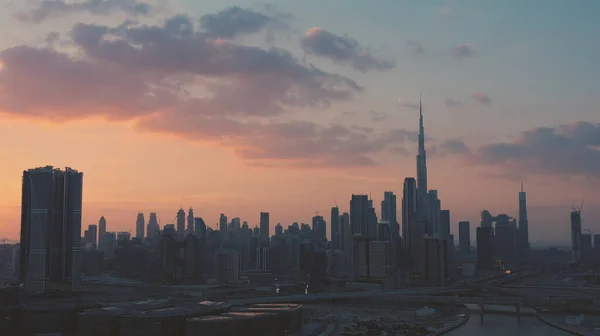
<box><xmin>7</xmin><ymin>100</ymin><xmax>542</xmax><ymax>298</ymax></box>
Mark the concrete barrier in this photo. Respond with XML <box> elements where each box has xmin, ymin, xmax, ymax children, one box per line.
<box><xmin>428</xmin><ymin>308</ymin><xmax>470</xmax><ymax>336</ymax></box>
<box><xmin>536</xmin><ymin>314</ymin><xmax>587</xmax><ymax>336</ymax></box>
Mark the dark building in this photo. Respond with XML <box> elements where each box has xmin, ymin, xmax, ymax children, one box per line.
<box><xmin>440</xmin><ymin>210</ymin><xmax>450</xmax><ymax>238</ymax></box>
<box><xmin>476</xmin><ymin>227</ymin><xmax>493</xmax><ymax>270</ymax></box>
<box><xmin>330</xmin><ymin>207</ymin><xmax>340</xmax><ymax>250</ymax></box>
<box><xmin>458</xmin><ymin>221</ymin><xmax>470</xmax><ymax>256</ymax></box>
<box><xmin>494</xmin><ymin>215</ymin><xmax>518</xmax><ymax>265</ymax></box>
<box><xmin>350</xmin><ymin>194</ymin><xmax>369</xmax><ymax>236</ymax></box>
<box><xmin>259</xmin><ymin>212</ymin><xmax>270</xmax><ymax>244</ymax></box>
<box><xmin>81</xmin><ymin>250</ymin><xmax>103</xmax><ymax>276</ymax></box>
<box><xmin>20</xmin><ymin>166</ymin><xmax>83</xmax><ymax>295</ymax></box>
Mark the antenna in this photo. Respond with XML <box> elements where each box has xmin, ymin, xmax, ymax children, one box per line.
<box><xmin>334</xmin><ymin>200</ymin><xmax>338</xmax><ymax>208</ymax></box>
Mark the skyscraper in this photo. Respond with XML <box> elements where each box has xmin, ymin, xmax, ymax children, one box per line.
<box><xmin>440</xmin><ymin>210</ymin><xmax>450</xmax><ymax>238</ymax></box>
<box><xmin>176</xmin><ymin>208</ymin><xmax>186</xmax><ymax>236</ymax></box>
<box><xmin>416</xmin><ymin>97</ymin><xmax>429</xmax><ymax>223</ymax></box>
<box><xmin>19</xmin><ymin>166</ymin><xmax>83</xmax><ymax>294</ymax></box>
<box><xmin>458</xmin><ymin>221</ymin><xmax>471</xmax><ymax>256</ymax></box>
<box><xmin>260</xmin><ymin>212</ymin><xmax>270</xmax><ymax>244</ymax></box>
<box><xmin>331</xmin><ymin>207</ymin><xmax>340</xmax><ymax>250</ymax></box>
<box><xmin>350</xmin><ymin>194</ymin><xmax>369</xmax><ymax>235</ymax></box>
<box><xmin>187</xmin><ymin>208</ymin><xmax>194</xmax><ymax>234</ymax></box>
<box><xmin>135</xmin><ymin>213</ymin><xmax>145</xmax><ymax>239</ymax></box>
<box><xmin>98</xmin><ymin>216</ymin><xmax>106</xmax><ymax>248</ymax></box>
<box><xmin>147</xmin><ymin>212</ymin><xmax>159</xmax><ymax>239</ymax></box>
<box><xmin>402</xmin><ymin>178</ymin><xmax>417</xmax><ymax>251</ymax></box>
<box><xmin>571</xmin><ymin>210</ymin><xmax>582</xmax><ymax>261</ymax></box>
<box><xmin>518</xmin><ymin>183</ymin><xmax>530</xmax><ymax>258</ymax></box>
<box><xmin>381</xmin><ymin>191</ymin><xmax>397</xmax><ymax>226</ymax></box>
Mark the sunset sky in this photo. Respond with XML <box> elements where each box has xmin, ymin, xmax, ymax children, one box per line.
<box><xmin>0</xmin><ymin>0</ymin><xmax>599</xmax><ymax>245</ymax></box>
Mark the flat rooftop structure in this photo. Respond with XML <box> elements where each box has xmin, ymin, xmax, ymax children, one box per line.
<box><xmin>79</xmin><ymin>306</ymin><xmax>131</xmax><ymax>317</ymax></box>
<box><xmin>188</xmin><ymin>311</ymin><xmax>273</xmax><ymax>323</ymax></box>
<box><xmin>123</xmin><ymin>301</ymin><xmax>229</xmax><ymax>318</ymax></box>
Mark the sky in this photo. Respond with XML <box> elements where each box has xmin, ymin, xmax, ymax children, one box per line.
<box><xmin>0</xmin><ymin>0</ymin><xmax>599</xmax><ymax>245</ymax></box>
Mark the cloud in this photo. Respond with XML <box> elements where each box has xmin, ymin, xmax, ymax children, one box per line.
<box><xmin>397</xmin><ymin>98</ymin><xmax>419</xmax><ymax>110</ymax></box>
<box><xmin>444</xmin><ymin>98</ymin><xmax>461</xmax><ymax>107</ymax></box>
<box><xmin>369</xmin><ymin>110</ymin><xmax>387</xmax><ymax>122</ymax></box>
<box><xmin>467</xmin><ymin>122</ymin><xmax>600</xmax><ymax>178</ymax></box>
<box><xmin>407</xmin><ymin>40</ymin><xmax>424</xmax><ymax>54</ymax></box>
<box><xmin>0</xmin><ymin>15</ymin><xmax>413</xmax><ymax>168</ymax></box>
<box><xmin>301</xmin><ymin>27</ymin><xmax>394</xmax><ymax>72</ymax></box>
<box><xmin>439</xmin><ymin>139</ymin><xmax>470</xmax><ymax>155</ymax></box>
<box><xmin>199</xmin><ymin>6</ymin><xmax>287</xmax><ymax>38</ymax></box>
<box><xmin>15</xmin><ymin>0</ymin><xmax>152</xmax><ymax>23</ymax></box>
<box><xmin>453</xmin><ymin>43</ymin><xmax>475</xmax><ymax>57</ymax></box>
<box><xmin>472</xmin><ymin>91</ymin><xmax>492</xmax><ymax>105</ymax></box>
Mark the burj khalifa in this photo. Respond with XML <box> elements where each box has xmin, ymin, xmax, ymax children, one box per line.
<box><xmin>416</xmin><ymin>97</ymin><xmax>429</xmax><ymax>223</ymax></box>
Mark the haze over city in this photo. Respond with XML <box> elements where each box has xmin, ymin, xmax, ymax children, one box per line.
<box><xmin>0</xmin><ymin>0</ymin><xmax>599</xmax><ymax>245</ymax></box>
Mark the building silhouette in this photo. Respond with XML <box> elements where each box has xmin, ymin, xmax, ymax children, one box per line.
<box><xmin>19</xmin><ymin>166</ymin><xmax>83</xmax><ymax>294</ymax></box>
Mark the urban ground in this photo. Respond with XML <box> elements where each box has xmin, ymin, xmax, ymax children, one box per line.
<box><xmin>297</xmin><ymin>302</ymin><xmax>467</xmax><ymax>336</ymax></box>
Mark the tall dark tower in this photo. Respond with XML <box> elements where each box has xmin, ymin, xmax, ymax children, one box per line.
<box><xmin>135</xmin><ymin>213</ymin><xmax>145</xmax><ymax>239</ymax></box>
<box><xmin>350</xmin><ymin>194</ymin><xmax>369</xmax><ymax>235</ymax></box>
<box><xmin>330</xmin><ymin>206</ymin><xmax>340</xmax><ymax>250</ymax></box>
<box><xmin>176</xmin><ymin>208</ymin><xmax>186</xmax><ymax>236</ymax></box>
<box><xmin>20</xmin><ymin>166</ymin><xmax>83</xmax><ymax>294</ymax></box>
<box><xmin>416</xmin><ymin>95</ymin><xmax>429</xmax><ymax>221</ymax></box>
<box><xmin>518</xmin><ymin>183</ymin><xmax>530</xmax><ymax>258</ymax></box>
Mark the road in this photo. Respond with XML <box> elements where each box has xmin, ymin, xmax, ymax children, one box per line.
<box><xmin>445</xmin><ymin>310</ymin><xmax>569</xmax><ymax>336</ymax></box>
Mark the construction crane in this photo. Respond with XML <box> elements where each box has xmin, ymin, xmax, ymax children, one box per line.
<box><xmin>573</xmin><ymin>197</ymin><xmax>586</xmax><ymax>213</ymax></box>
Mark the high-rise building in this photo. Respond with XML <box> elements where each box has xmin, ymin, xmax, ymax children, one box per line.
<box><xmin>476</xmin><ymin>227</ymin><xmax>494</xmax><ymax>270</ymax></box>
<box><xmin>381</xmin><ymin>191</ymin><xmax>397</xmax><ymax>228</ymax></box>
<box><xmin>494</xmin><ymin>215</ymin><xmax>518</xmax><ymax>265</ymax></box>
<box><xmin>594</xmin><ymin>234</ymin><xmax>600</xmax><ymax>257</ymax></box>
<box><xmin>87</xmin><ymin>224</ymin><xmax>97</xmax><ymax>249</ymax></box>
<box><xmin>176</xmin><ymin>208</ymin><xmax>186</xmax><ymax>236</ymax></box>
<box><xmin>260</xmin><ymin>212</ymin><xmax>270</xmax><ymax>244</ymax></box>
<box><xmin>480</xmin><ymin>210</ymin><xmax>493</xmax><ymax>229</ymax></box>
<box><xmin>312</xmin><ymin>215</ymin><xmax>326</xmax><ymax>241</ymax></box>
<box><xmin>518</xmin><ymin>183</ymin><xmax>530</xmax><ymax>258</ymax></box>
<box><xmin>331</xmin><ymin>207</ymin><xmax>340</xmax><ymax>250</ymax></box>
<box><xmin>340</xmin><ymin>212</ymin><xmax>350</xmax><ymax>252</ymax></box>
<box><xmin>427</xmin><ymin>190</ymin><xmax>441</xmax><ymax>235</ymax></box>
<box><xmin>458</xmin><ymin>221</ymin><xmax>471</xmax><ymax>256</ymax></box>
<box><xmin>416</xmin><ymin>97</ymin><xmax>429</xmax><ymax>224</ymax></box>
<box><xmin>440</xmin><ymin>210</ymin><xmax>450</xmax><ymax>238</ymax></box>
<box><xmin>19</xmin><ymin>166</ymin><xmax>83</xmax><ymax>294</ymax></box>
<box><xmin>350</xmin><ymin>194</ymin><xmax>369</xmax><ymax>235</ymax></box>
<box><xmin>147</xmin><ymin>212</ymin><xmax>159</xmax><ymax>239</ymax></box>
<box><xmin>135</xmin><ymin>213</ymin><xmax>145</xmax><ymax>239</ymax></box>
<box><xmin>194</xmin><ymin>217</ymin><xmax>206</xmax><ymax>239</ymax></box>
<box><xmin>402</xmin><ymin>178</ymin><xmax>417</xmax><ymax>254</ymax></box>
<box><xmin>571</xmin><ymin>210</ymin><xmax>582</xmax><ymax>261</ymax></box>
<box><xmin>98</xmin><ymin>216</ymin><xmax>106</xmax><ymax>249</ymax></box>
<box><xmin>219</xmin><ymin>214</ymin><xmax>228</xmax><ymax>239</ymax></box>
<box><xmin>423</xmin><ymin>236</ymin><xmax>447</xmax><ymax>286</ymax></box>
<box><xmin>367</xmin><ymin>200</ymin><xmax>377</xmax><ymax>239</ymax></box>
<box><xmin>215</xmin><ymin>250</ymin><xmax>241</xmax><ymax>284</ymax></box>
<box><xmin>187</xmin><ymin>208</ymin><xmax>194</xmax><ymax>234</ymax></box>
<box><xmin>581</xmin><ymin>233</ymin><xmax>593</xmax><ymax>265</ymax></box>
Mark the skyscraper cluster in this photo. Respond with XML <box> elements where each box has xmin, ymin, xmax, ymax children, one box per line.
<box><xmin>16</xmin><ymin>97</ymin><xmax>541</xmax><ymax>294</ymax></box>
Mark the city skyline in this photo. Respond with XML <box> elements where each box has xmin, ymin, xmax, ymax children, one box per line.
<box><xmin>0</xmin><ymin>0</ymin><xmax>599</xmax><ymax>244</ymax></box>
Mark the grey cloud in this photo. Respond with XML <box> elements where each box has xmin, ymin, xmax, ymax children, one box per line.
<box><xmin>407</xmin><ymin>40</ymin><xmax>424</xmax><ymax>54</ymax></box>
<box><xmin>200</xmin><ymin>6</ymin><xmax>287</xmax><ymax>38</ymax></box>
<box><xmin>472</xmin><ymin>92</ymin><xmax>492</xmax><ymax>105</ymax></box>
<box><xmin>453</xmin><ymin>43</ymin><xmax>474</xmax><ymax>57</ymax></box>
<box><xmin>68</xmin><ymin>17</ymin><xmax>362</xmax><ymax>117</ymax></box>
<box><xmin>370</xmin><ymin>110</ymin><xmax>387</xmax><ymax>122</ymax></box>
<box><xmin>471</xmin><ymin>122</ymin><xmax>600</xmax><ymax>177</ymax></box>
<box><xmin>0</xmin><ymin>15</ymin><xmax>409</xmax><ymax>168</ymax></box>
<box><xmin>397</xmin><ymin>100</ymin><xmax>420</xmax><ymax>110</ymax></box>
<box><xmin>444</xmin><ymin>98</ymin><xmax>461</xmax><ymax>107</ymax></box>
<box><xmin>15</xmin><ymin>0</ymin><xmax>151</xmax><ymax>23</ymax></box>
<box><xmin>301</xmin><ymin>27</ymin><xmax>394</xmax><ymax>72</ymax></box>
<box><xmin>439</xmin><ymin>139</ymin><xmax>470</xmax><ymax>155</ymax></box>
